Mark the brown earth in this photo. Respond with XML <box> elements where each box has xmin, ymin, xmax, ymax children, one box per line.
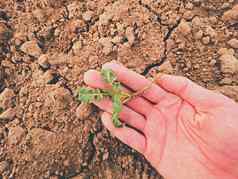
<box><xmin>0</xmin><ymin>0</ymin><xmax>238</xmax><ymax>179</ymax></box>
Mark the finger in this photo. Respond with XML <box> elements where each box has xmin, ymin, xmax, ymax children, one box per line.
<box><xmin>84</xmin><ymin>70</ymin><xmax>153</xmax><ymax>116</ymax></box>
<box><xmin>102</xmin><ymin>62</ymin><xmax>170</xmax><ymax>104</ymax></box>
<box><xmin>101</xmin><ymin>112</ymin><xmax>146</xmax><ymax>154</ymax></box>
<box><xmin>155</xmin><ymin>74</ymin><xmax>228</xmax><ymax>108</ymax></box>
<box><xmin>94</xmin><ymin>99</ymin><xmax>146</xmax><ymax>132</ymax></box>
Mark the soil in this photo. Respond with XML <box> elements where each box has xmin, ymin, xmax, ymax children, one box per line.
<box><xmin>0</xmin><ymin>0</ymin><xmax>238</xmax><ymax>179</ymax></box>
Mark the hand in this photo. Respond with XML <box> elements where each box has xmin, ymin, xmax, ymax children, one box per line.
<box><xmin>83</xmin><ymin>62</ymin><xmax>238</xmax><ymax>179</ymax></box>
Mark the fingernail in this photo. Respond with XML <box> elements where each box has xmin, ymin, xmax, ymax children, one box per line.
<box><xmin>83</xmin><ymin>70</ymin><xmax>95</xmax><ymax>83</ymax></box>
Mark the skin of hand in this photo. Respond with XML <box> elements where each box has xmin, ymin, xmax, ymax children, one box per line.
<box><xmin>83</xmin><ymin>62</ymin><xmax>238</xmax><ymax>179</ymax></box>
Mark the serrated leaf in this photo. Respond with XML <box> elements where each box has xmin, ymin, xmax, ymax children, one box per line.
<box><xmin>101</xmin><ymin>69</ymin><xmax>117</xmax><ymax>85</ymax></box>
<box><xmin>88</xmin><ymin>131</ymin><xmax>95</xmax><ymax>142</ymax></box>
<box><xmin>78</xmin><ymin>87</ymin><xmax>104</xmax><ymax>103</ymax></box>
<box><xmin>112</xmin><ymin>94</ymin><xmax>122</xmax><ymax>127</ymax></box>
<box><xmin>112</xmin><ymin>82</ymin><xmax>121</xmax><ymax>92</ymax></box>
<box><xmin>112</xmin><ymin>112</ymin><xmax>122</xmax><ymax>127</ymax></box>
<box><xmin>113</xmin><ymin>94</ymin><xmax>122</xmax><ymax>113</ymax></box>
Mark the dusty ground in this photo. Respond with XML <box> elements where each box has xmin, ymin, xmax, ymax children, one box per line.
<box><xmin>0</xmin><ymin>0</ymin><xmax>238</xmax><ymax>178</ymax></box>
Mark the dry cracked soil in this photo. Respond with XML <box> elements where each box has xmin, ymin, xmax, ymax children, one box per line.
<box><xmin>0</xmin><ymin>0</ymin><xmax>238</xmax><ymax>179</ymax></box>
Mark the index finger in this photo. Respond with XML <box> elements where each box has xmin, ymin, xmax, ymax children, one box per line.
<box><xmin>102</xmin><ymin>62</ymin><xmax>170</xmax><ymax>103</ymax></box>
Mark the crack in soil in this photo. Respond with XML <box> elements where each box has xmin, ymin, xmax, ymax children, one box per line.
<box><xmin>141</xmin><ymin>18</ymin><xmax>181</xmax><ymax>76</ymax></box>
<box><xmin>138</xmin><ymin>0</ymin><xmax>168</xmax><ymax>26</ymax></box>
<box><xmin>139</xmin><ymin>1</ymin><xmax>182</xmax><ymax>76</ymax></box>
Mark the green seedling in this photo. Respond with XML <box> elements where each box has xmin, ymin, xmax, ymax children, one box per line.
<box><xmin>77</xmin><ymin>69</ymin><xmax>153</xmax><ymax>127</ymax></box>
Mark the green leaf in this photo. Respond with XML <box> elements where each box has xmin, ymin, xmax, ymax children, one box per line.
<box><xmin>113</xmin><ymin>94</ymin><xmax>122</xmax><ymax>112</ymax></box>
<box><xmin>88</xmin><ymin>131</ymin><xmax>95</xmax><ymax>142</ymax></box>
<box><xmin>101</xmin><ymin>69</ymin><xmax>117</xmax><ymax>85</ymax></box>
<box><xmin>77</xmin><ymin>87</ymin><xmax>104</xmax><ymax>103</ymax></box>
<box><xmin>112</xmin><ymin>82</ymin><xmax>121</xmax><ymax>92</ymax></box>
<box><xmin>112</xmin><ymin>94</ymin><xmax>122</xmax><ymax>127</ymax></box>
<box><xmin>112</xmin><ymin>112</ymin><xmax>122</xmax><ymax>127</ymax></box>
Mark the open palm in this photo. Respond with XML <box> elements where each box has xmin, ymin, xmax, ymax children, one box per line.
<box><xmin>83</xmin><ymin>62</ymin><xmax>238</xmax><ymax>179</ymax></box>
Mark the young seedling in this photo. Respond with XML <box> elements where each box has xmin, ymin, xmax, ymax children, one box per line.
<box><xmin>77</xmin><ymin>69</ymin><xmax>153</xmax><ymax>127</ymax></box>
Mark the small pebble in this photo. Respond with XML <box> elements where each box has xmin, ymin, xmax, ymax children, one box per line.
<box><xmin>99</xmin><ymin>12</ymin><xmax>113</xmax><ymax>25</ymax></box>
<box><xmin>183</xmin><ymin>11</ymin><xmax>194</xmax><ymax>20</ymax></box>
<box><xmin>177</xmin><ymin>20</ymin><xmax>191</xmax><ymax>36</ymax></box>
<box><xmin>112</xmin><ymin>36</ymin><xmax>122</xmax><ymax>44</ymax></box>
<box><xmin>210</xmin><ymin>59</ymin><xmax>217</xmax><ymax>66</ymax></box>
<box><xmin>38</xmin><ymin>54</ymin><xmax>50</xmax><ymax>69</ymax></box>
<box><xmin>72</xmin><ymin>40</ymin><xmax>83</xmax><ymax>54</ymax></box>
<box><xmin>218</xmin><ymin>48</ymin><xmax>234</xmax><ymax>56</ymax></box>
<box><xmin>222</xmin><ymin>5</ymin><xmax>238</xmax><ymax>23</ymax></box>
<box><xmin>82</xmin><ymin>11</ymin><xmax>93</xmax><ymax>21</ymax></box>
<box><xmin>0</xmin><ymin>88</ymin><xmax>15</xmax><ymax>109</ymax></box>
<box><xmin>221</xmin><ymin>2</ymin><xmax>230</xmax><ymax>9</ymax></box>
<box><xmin>39</xmin><ymin>70</ymin><xmax>56</xmax><ymax>84</ymax></box>
<box><xmin>220</xmin><ymin>54</ymin><xmax>238</xmax><ymax>74</ymax></box>
<box><xmin>202</xmin><ymin>36</ymin><xmax>210</xmax><ymax>45</ymax></box>
<box><xmin>220</xmin><ymin>78</ymin><xmax>233</xmax><ymax>85</ymax></box>
<box><xmin>192</xmin><ymin>17</ymin><xmax>202</xmax><ymax>28</ymax></box>
<box><xmin>194</xmin><ymin>30</ymin><xmax>203</xmax><ymax>40</ymax></box>
<box><xmin>227</xmin><ymin>38</ymin><xmax>238</xmax><ymax>49</ymax></box>
<box><xmin>99</xmin><ymin>37</ymin><xmax>113</xmax><ymax>55</ymax></box>
<box><xmin>76</xmin><ymin>103</ymin><xmax>92</xmax><ymax>119</ymax></box>
<box><xmin>0</xmin><ymin>107</ymin><xmax>16</xmax><ymax>121</ymax></box>
<box><xmin>205</xmin><ymin>26</ymin><xmax>217</xmax><ymax>38</ymax></box>
<box><xmin>185</xmin><ymin>2</ymin><xmax>194</xmax><ymax>10</ymax></box>
<box><xmin>20</xmin><ymin>40</ymin><xmax>42</xmax><ymax>58</ymax></box>
<box><xmin>125</xmin><ymin>27</ymin><xmax>135</xmax><ymax>46</ymax></box>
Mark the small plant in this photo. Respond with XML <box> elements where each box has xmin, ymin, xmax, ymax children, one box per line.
<box><xmin>77</xmin><ymin>69</ymin><xmax>152</xmax><ymax>127</ymax></box>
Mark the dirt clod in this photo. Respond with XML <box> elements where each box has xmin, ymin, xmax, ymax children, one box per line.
<box><xmin>0</xmin><ymin>161</ymin><xmax>9</xmax><ymax>173</ymax></box>
<box><xmin>177</xmin><ymin>20</ymin><xmax>191</xmax><ymax>36</ymax></box>
<box><xmin>82</xmin><ymin>11</ymin><xmax>94</xmax><ymax>22</ymax></box>
<box><xmin>38</xmin><ymin>70</ymin><xmax>56</xmax><ymax>85</ymax></box>
<box><xmin>218</xmin><ymin>48</ymin><xmax>235</xmax><ymax>56</ymax></box>
<box><xmin>217</xmin><ymin>85</ymin><xmax>238</xmax><ymax>102</ymax></box>
<box><xmin>125</xmin><ymin>27</ymin><xmax>136</xmax><ymax>46</ymax></box>
<box><xmin>194</xmin><ymin>30</ymin><xmax>203</xmax><ymax>40</ymax></box>
<box><xmin>0</xmin><ymin>22</ymin><xmax>11</xmax><ymax>41</ymax></box>
<box><xmin>99</xmin><ymin>37</ymin><xmax>113</xmax><ymax>55</ymax></box>
<box><xmin>72</xmin><ymin>40</ymin><xmax>83</xmax><ymax>54</ymax></box>
<box><xmin>220</xmin><ymin>54</ymin><xmax>238</xmax><ymax>74</ymax></box>
<box><xmin>158</xmin><ymin>61</ymin><xmax>174</xmax><ymax>74</ymax></box>
<box><xmin>76</xmin><ymin>103</ymin><xmax>92</xmax><ymax>120</ymax></box>
<box><xmin>0</xmin><ymin>88</ymin><xmax>15</xmax><ymax>110</ymax></box>
<box><xmin>38</xmin><ymin>54</ymin><xmax>51</xmax><ymax>69</ymax></box>
<box><xmin>222</xmin><ymin>5</ymin><xmax>238</xmax><ymax>23</ymax></box>
<box><xmin>29</xmin><ymin>128</ymin><xmax>55</xmax><ymax>145</ymax></box>
<box><xmin>20</xmin><ymin>40</ymin><xmax>42</xmax><ymax>58</ymax></box>
<box><xmin>7</xmin><ymin>126</ymin><xmax>25</xmax><ymax>145</ymax></box>
<box><xmin>227</xmin><ymin>38</ymin><xmax>238</xmax><ymax>49</ymax></box>
<box><xmin>0</xmin><ymin>107</ymin><xmax>16</xmax><ymax>121</ymax></box>
<box><xmin>202</xmin><ymin>36</ymin><xmax>210</xmax><ymax>45</ymax></box>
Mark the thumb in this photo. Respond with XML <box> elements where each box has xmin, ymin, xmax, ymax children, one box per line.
<box><xmin>155</xmin><ymin>74</ymin><xmax>227</xmax><ymax>108</ymax></box>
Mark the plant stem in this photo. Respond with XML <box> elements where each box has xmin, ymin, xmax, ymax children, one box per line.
<box><xmin>122</xmin><ymin>78</ymin><xmax>154</xmax><ymax>104</ymax></box>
